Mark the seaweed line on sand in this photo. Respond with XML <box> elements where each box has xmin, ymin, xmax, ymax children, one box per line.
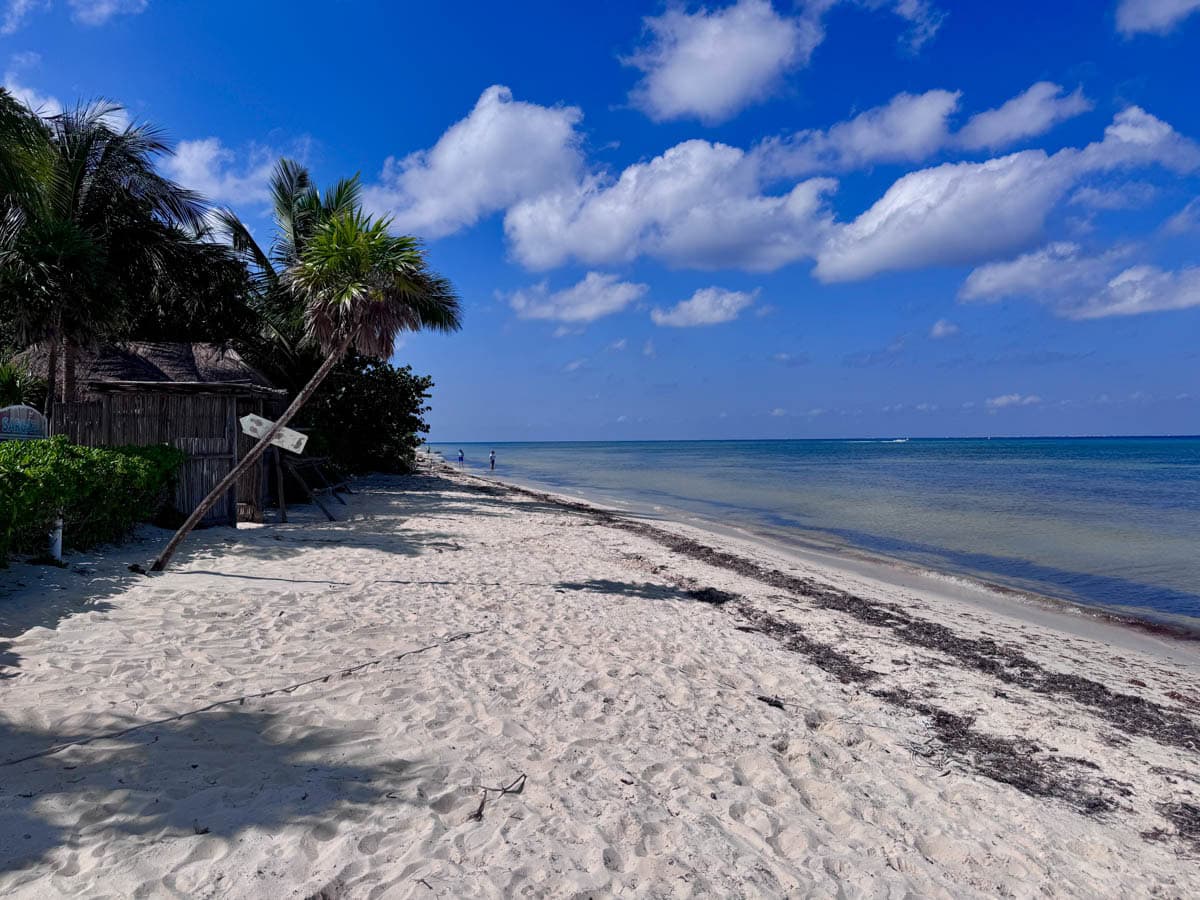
<box><xmin>739</xmin><ymin>601</ymin><xmax>1130</xmax><ymax>817</ymax></box>
<box><xmin>486</xmin><ymin>478</ymin><xmax>1200</xmax><ymax>755</ymax></box>
<box><xmin>439</xmin><ymin>472</ymin><xmax>1199</xmax><ymax>845</ymax></box>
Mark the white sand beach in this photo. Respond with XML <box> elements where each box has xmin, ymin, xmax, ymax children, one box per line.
<box><xmin>2</xmin><ymin>465</ymin><xmax>1199</xmax><ymax>898</ymax></box>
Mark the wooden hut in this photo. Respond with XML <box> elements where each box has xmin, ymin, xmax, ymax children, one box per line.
<box><xmin>21</xmin><ymin>342</ymin><xmax>285</xmax><ymax>525</ymax></box>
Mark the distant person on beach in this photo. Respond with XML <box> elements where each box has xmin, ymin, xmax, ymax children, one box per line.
<box><xmin>457</xmin><ymin>449</ymin><xmax>464</xmax><ymax>466</ymax></box>
<box><xmin>490</xmin><ymin>450</ymin><xmax>496</xmax><ymax>471</ymax></box>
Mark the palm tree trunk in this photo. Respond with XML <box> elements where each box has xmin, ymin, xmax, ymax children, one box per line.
<box><xmin>63</xmin><ymin>338</ymin><xmax>76</xmax><ymax>402</ymax></box>
<box><xmin>43</xmin><ymin>328</ymin><xmax>59</xmax><ymax>419</ymax></box>
<box><xmin>151</xmin><ymin>332</ymin><xmax>353</xmax><ymax>572</ymax></box>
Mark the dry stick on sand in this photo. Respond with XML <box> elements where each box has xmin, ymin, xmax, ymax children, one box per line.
<box><xmin>468</xmin><ymin>773</ymin><xmax>528</xmax><ymax>822</ymax></box>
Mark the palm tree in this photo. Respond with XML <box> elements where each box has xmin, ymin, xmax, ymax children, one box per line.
<box><xmin>0</xmin><ymin>98</ymin><xmax>208</xmax><ymax>410</ymax></box>
<box><xmin>215</xmin><ymin>159</ymin><xmax>363</xmax><ymax>393</ymax></box>
<box><xmin>0</xmin><ymin>358</ymin><xmax>44</xmax><ymax>406</ymax></box>
<box><xmin>151</xmin><ymin>210</ymin><xmax>461</xmax><ymax>571</ymax></box>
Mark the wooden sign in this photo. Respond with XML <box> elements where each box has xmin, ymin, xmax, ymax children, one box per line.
<box><xmin>239</xmin><ymin>414</ymin><xmax>308</xmax><ymax>454</ymax></box>
<box><xmin>0</xmin><ymin>404</ymin><xmax>46</xmax><ymax>441</ymax></box>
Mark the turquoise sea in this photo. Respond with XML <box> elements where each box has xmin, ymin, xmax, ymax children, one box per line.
<box><xmin>430</xmin><ymin>438</ymin><xmax>1200</xmax><ymax>627</ymax></box>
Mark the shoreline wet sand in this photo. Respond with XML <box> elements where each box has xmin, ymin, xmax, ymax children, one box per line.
<box><xmin>1</xmin><ymin>465</ymin><xmax>1198</xmax><ymax>897</ymax></box>
<box><xmin>475</xmin><ymin>462</ymin><xmax>1200</xmax><ymax>653</ymax></box>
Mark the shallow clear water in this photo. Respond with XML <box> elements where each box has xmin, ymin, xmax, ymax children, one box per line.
<box><xmin>431</xmin><ymin>438</ymin><xmax>1200</xmax><ymax>623</ymax></box>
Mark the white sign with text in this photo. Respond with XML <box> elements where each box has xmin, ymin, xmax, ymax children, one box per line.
<box><xmin>0</xmin><ymin>404</ymin><xmax>46</xmax><ymax>441</ymax></box>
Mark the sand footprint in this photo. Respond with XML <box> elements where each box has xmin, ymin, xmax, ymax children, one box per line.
<box><xmin>357</xmin><ymin>831</ymin><xmax>386</xmax><ymax>855</ymax></box>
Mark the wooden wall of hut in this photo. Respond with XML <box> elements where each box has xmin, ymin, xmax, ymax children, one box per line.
<box><xmin>51</xmin><ymin>390</ymin><xmax>268</xmax><ymax>526</ymax></box>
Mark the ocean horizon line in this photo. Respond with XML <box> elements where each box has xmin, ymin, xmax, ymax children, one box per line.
<box><xmin>429</xmin><ymin>433</ymin><xmax>1200</xmax><ymax>445</ymax></box>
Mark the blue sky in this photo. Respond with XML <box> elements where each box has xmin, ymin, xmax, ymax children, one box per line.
<box><xmin>7</xmin><ymin>0</ymin><xmax>1200</xmax><ymax>439</ymax></box>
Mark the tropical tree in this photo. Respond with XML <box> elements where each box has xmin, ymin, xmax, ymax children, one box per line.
<box><xmin>214</xmin><ymin>158</ymin><xmax>362</xmax><ymax>394</ymax></box>
<box><xmin>151</xmin><ymin>210</ymin><xmax>462</xmax><ymax>570</ymax></box>
<box><xmin>0</xmin><ymin>358</ymin><xmax>44</xmax><ymax>406</ymax></box>
<box><xmin>0</xmin><ymin>96</ymin><xmax>218</xmax><ymax>410</ymax></box>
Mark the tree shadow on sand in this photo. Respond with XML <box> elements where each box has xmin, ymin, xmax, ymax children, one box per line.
<box><xmin>0</xmin><ymin>706</ymin><xmax>427</xmax><ymax>877</ymax></box>
<box><xmin>0</xmin><ymin>589</ymin><xmax>117</xmax><ymax>681</ymax></box>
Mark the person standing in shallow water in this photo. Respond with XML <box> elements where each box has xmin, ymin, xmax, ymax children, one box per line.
<box><xmin>457</xmin><ymin>449</ymin><xmax>464</xmax><ymax>467</ymax></box>
<box><xmin>489</xmin><ymin>450</ymin><xmax>496</xmax><ymax>471</ymax></box>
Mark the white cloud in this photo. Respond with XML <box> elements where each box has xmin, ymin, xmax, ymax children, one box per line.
<box><xmin>642</xmin><ymin>340</ymin><xmax>656</xmax><ymax>358</ymax></box>
<box><xmin>986</xmin><ymin>393</ymin><xmax>1041</xmax><ymax>409</ymax></box>
<box><xmin>622</xmin><ymin>1</ymin><xmax>944</xmax><ymax>124</ymax></box>
<box><xmin>1069</xmin><ymin>182</ymin><xmax>1157</xmax><ymax>210</ymax></box>
<box><xmin>929</xmin><ymin>318</ymin><xmax>958</xmax><ymax>338</ymax></box>
<box><xmin>815</xmin><ymin>106</ymin><xmax>1200</xmax><ymax>282</ymax></box>
<box><xmin>961</xmin><ymin>242</ymin><xmax>1200</xmax><ymax>320</ymax></box>
<box><xmin>2</xmin><ymin>0</ymin><xmax>145</xmax><ymax>32</ymax></box>
<box><xmin>1164</xmin><ymin>196</ymin><xmax>1200</xmax><ymax>233</ymax></box>
<box><xmin>1078</xmin><ymin>106</ymin><xmax>1200</xmax><ymax>173</ymax></box>
<box><xmin>1116</xmin><ymin>0</ymin><xmax>1200</xmax><ymax>35</ymax></box>
<box><xmin>2</xmin><ymin>0</ymin><xmax>43</xmax><ymax>34</ymax></box>
<box><xmin>505</xmin><ymin>139</ymin><xmax>836</xmax><ymax>271</ymax></box>
<box><xmin>816</xmin><ymin>149</ymin><xmax>1070</xmax><ymax>281</ymax></box>
<box><xmin>772</xmin><ymin>351</ymin><xmax>809</xmax><ymax>367</ymax></box>
<box><xmin>758</xmin><ymin>81</ymin><xmax>1088</xmax><ymax>178</ymax></box>
<box><xmin>3</xmin><ymin>69</ymin><xmax>61</xmax><ymax>116</ymax></box>
<box><xmin>161</xmin><ymin>137</ymin><xmax>276</xmax><ymax>207</ymax></box>
<box><xmin>769</xmin><ymin>407</ymin><xmax>788</xmax><ymax>417</ymax></box>
<box><xmin>506</xmin><ymin>272</ymin><xmax>647</xmax><ymax>324</ymax></box>
<box><xmin>608</xmin><ymin>338</ymin><xmax>628</xmax><ymax>352</ymax></box>
<box><xmin>363</xmin><ymin>85</ymin><xmax>583</xmax><ymax>238</ymax></box>
<box><xmin>3</xmin><ymin>55</ymin><xmax>133</xmax><ymax>127</ymax></box>
<box><xmin>957</xmin><ymin>82</ymin><xmax>1092</xmax><ymax>151</ymax></box>
<box><xmin>563</xmin><ymin>358</ymin><xmax>587</xmax><ymax>373</ymax></box>
<box><xmin>68</xmin><ymin>0</ymin><xmax>146</xmax><ymax>26</ymax></box>
<box><xmin>651</xmin><ymin>287</ymin><xmax>758</xmax><ymax>327</ymax></box>
<box><xmin>757</xmin><ymin>89</ymin><xmax>961</xmax><ymax>176</ymax></box>
<box><xmin>625</xmin><ymin>0</ymin><xmax>815</xmax><ymax>125</ymax></box>
<box><xmin>1076</xmin><ymin>265</ymin><xmax>1200</xmax><ymax>317</ymax></box>
<box><xmin>960</xmin><ymin>242</ymin><xmax>1112</xmax><ymax>303</ymax></box>
<box><xmin>888</xmin><ymin>0</ymin><xmax>945</xmax><ymax>50</ymax></box>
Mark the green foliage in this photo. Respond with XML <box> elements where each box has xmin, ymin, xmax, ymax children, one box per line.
<box><xmin>0</xmin><ymin>436</ymin><xmax>184</xmax><ymax>565</ymax></box>
<box><xmin>0</xmin><ymin>93</ymin><xmax>255</xmax><ymax>384</ymax></box>
<box><xmin>301</xmin><ymin>355</ymin><xmax>435</xmax><ymax>474</ymax></box>
<box><xmin>0</xmin><ymin>358</ymin><xmax>44</xmax><ymax>406</ymax></box>
<box><xmin>288</xmin><ymin>211</ymin><xmax>460</xmax><ymax>358</ymax></box>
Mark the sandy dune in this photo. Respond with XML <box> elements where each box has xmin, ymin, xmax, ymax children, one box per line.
<box><xmin>1</xmin><ymin>468</ymin><xmax>1198</xmax><ymax>898</ymax></box>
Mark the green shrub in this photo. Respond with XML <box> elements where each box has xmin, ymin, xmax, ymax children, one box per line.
<box><xmin>0</xmin><ymin>436</ymin><xmax>185</xmax><ymax>565</ymax></box>
<box><xmin>0</xmin><ymin>359</ymin><xmax>45</xmax><ymax>408</ymax></box>
<box><xmin>300</xmin><ymin>355</ymin><xmax>435</xmax><ymax>475</ymax></box>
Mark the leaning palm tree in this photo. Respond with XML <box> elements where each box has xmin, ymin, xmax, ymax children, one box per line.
<box><xmin>215</xmin><ymin>159</ymin><xmax>363</xmax><ymax>393</ymax></box>
<box><xmin>151</xmin><ymin>210</ymin><xmax>462</xmax><ymax>571</ymax></box>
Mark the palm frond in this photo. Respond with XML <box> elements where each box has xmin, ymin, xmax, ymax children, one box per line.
<box><xmin>285</xmin><ymin>211</ymin><xmax>462</xmax><ymax>358</ymax></box>
<box><xmin>321</xmin><ymin>174</ymin><xmax>362</xmax><ymax>219</ymax></box>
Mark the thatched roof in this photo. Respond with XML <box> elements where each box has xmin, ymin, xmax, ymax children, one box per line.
<box><xmin>18</xmin><ymin>342</ymin><xmax>283</xmax><ymax>396</ymax></box>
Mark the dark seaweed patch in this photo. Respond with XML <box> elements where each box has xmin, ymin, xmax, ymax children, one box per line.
<box><xmin>489</xmin><ymin>479</ymin><xmax>1200</xmax><ymax>755</ymax></box>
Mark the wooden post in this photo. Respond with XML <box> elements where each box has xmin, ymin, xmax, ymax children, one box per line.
<box><xmin>225</xmin><ymin>396</ymin><xmax>238</xmax><ymax>525</ymax></box>
<box><xmin>310</xmin><ymin>461</ymin><xmax>348</xmax><ymax>505</ymax></box>
<box><xmin>284</xmin><ymin>458</ymin><xmax>336</xmax><ymax>521</ymax></box>
<box><xmin>274</xmin><ymin>448</ymin><xmax>287</xmax><ymax>524</ymax></box>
